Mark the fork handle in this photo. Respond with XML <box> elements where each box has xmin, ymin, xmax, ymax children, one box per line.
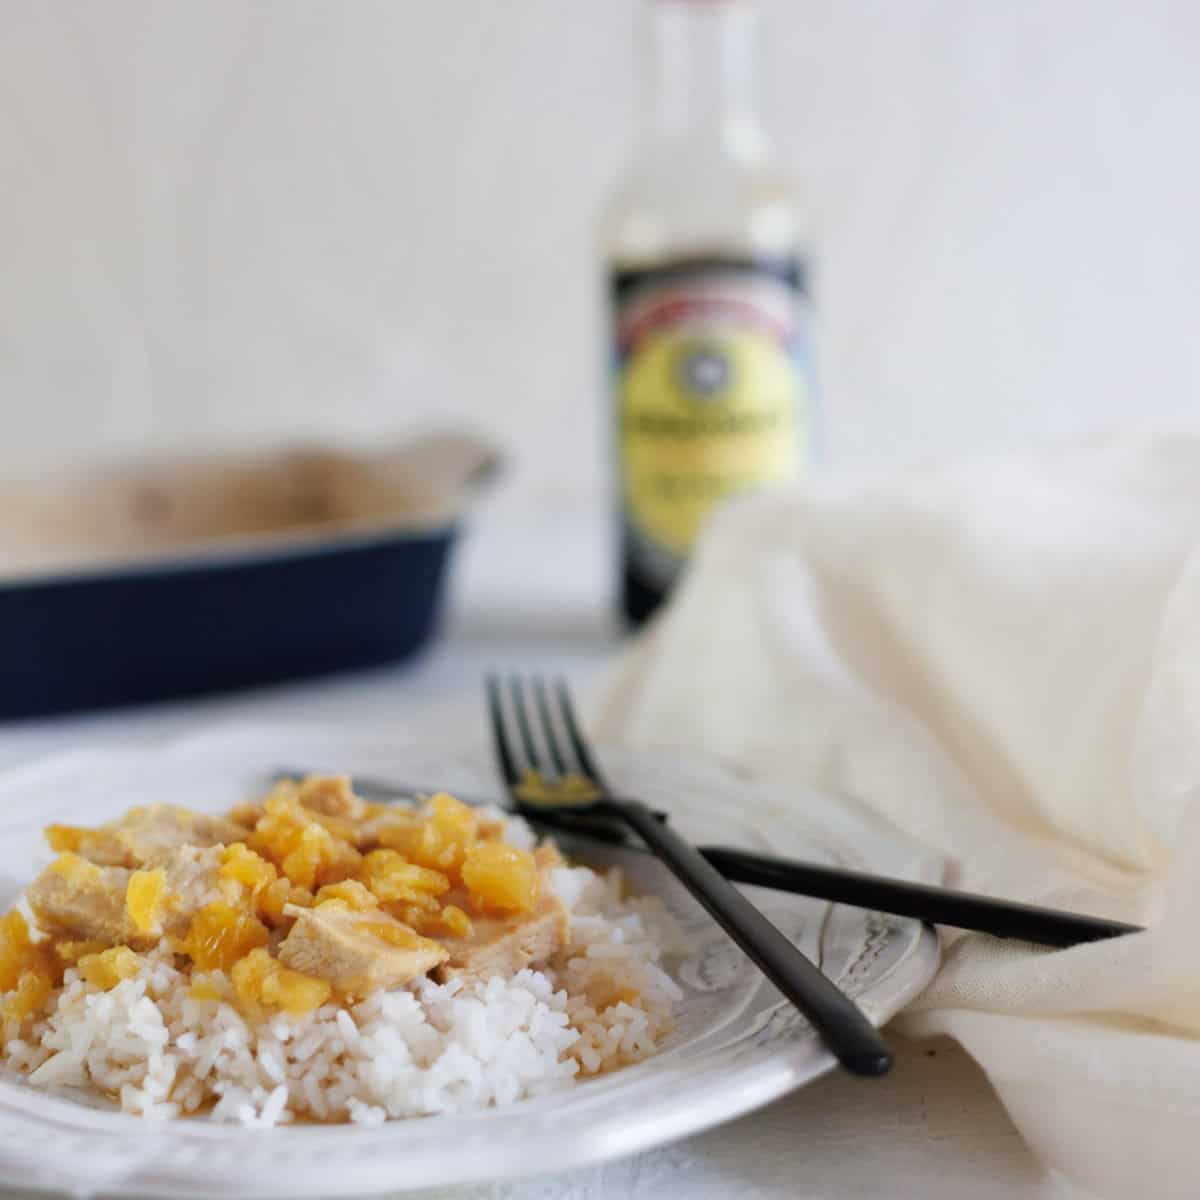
<box><xmin>610</xmin><ymin>798</ymin><xmax>893</xmax><ymax>1077</ymax></box>
<box><xmin>698</xmin><ymin>848</ymin><xmax>1142</xmax><ymax>948</ymax></box>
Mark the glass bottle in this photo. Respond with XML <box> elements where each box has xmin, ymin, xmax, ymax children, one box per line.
<box><xmin>604</xmin><ymin>0</ymin><xmax>814</xmax><ymax>626</ymax></box>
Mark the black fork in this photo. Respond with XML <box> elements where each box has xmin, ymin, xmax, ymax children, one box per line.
<box><xmin>486</xmin><ymin>673</ymin><xmax>894</xmax><ymax>1078</ymax></box>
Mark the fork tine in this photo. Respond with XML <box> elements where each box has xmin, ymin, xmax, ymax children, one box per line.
<box><xmin>555</xmin><ymin>678</ymin><xmax>611</xmax><ymax>793</ymax></box>
<box><xmin>486</xmin><ymin>672</ymin><xmax>521</xmax><ymax>788</ymax></box>
<box><xmin>508</xmin><ymin>675</ymin><xmax>545</xmax><ymax>775</ymax></box>
<box><xmin>533</xmin><ymin>676</ymin><xmax>569</xmax><ymax>776</ymax></box>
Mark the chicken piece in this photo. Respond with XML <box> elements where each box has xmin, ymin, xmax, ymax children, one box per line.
<box><xmin>277</xmin><ymin>903</ymin><xmax>447</xmax><ymax>996</ymax></box>
<box><xmin>48</xmin><ymin>805</ymin><xmax>246</xmax><ymax>868</ymax></box>
<box><xmin>26</xmin><ymin>845</ymin><xmax>225</xmax><ymax>950</ymax></box>
<box><xmin>26</xmin><ymin>854</ymin><xmax>131</xmax><ymax>945</ymax></box>
<box><xmin>433</xmin><ymin>892</ymin><xmax>569</xmax><ymax>985</ymax></box>
<box><xmin>296</xmin><ymin>775</ymin><xmax>366</xmax><ymax>822</ymax></box>
<box><xmin>165</xmin><ymin>846</ymin><xmax>228</xmax><ymax>918</ymax></box>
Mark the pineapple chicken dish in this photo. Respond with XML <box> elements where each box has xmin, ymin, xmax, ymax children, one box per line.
<box><xmin>0</xmin><ymin>777</ymin><xmax>681</xmax><ymax>1125</ymax></box>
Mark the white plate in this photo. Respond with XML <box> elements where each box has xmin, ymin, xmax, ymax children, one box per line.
<box><xmin>0</xmin><ymin>726</ymin><xmax>941</xmax><ymax>1198</ymax></box>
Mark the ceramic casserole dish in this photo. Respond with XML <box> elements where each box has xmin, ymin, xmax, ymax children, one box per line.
<box><xmin>0</xmin><ymin>432</ymin><xmax>496</xmax><ymax>718</ymax></box>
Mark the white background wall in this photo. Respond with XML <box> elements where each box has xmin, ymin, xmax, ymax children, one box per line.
<box><xmin>2</xmin><ymin>0</ymin><xmax>1198</xmax><ymax>502</ymax></box>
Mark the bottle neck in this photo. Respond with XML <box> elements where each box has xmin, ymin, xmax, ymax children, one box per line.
<box><xmin>644</xmin><ymin>0</ymin><xmax>764</xmax><ymax>154</ymax></box>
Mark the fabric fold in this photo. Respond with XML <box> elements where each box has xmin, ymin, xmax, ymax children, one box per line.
<box><xmin>595</xmin><ymin>436</ymin><xmax>1200</xmax><ymax>1198</ymax></box>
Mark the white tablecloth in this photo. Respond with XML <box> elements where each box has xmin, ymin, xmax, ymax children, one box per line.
<box><xmin>0</xmin><ymin>492</ymin><xmax>1040</xmax><ymax>1199</ymax></box>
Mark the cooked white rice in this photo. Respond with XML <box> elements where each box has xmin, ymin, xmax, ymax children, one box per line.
<box><xmin>1</xmin><ymin>841</ymin><xmax>684</xmax><ymax>1126</ymax></box>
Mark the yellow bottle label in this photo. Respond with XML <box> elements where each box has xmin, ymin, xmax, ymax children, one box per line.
<box><xmin>613</xmin><ymin>259</ymin><xmax>811</xmax><ymax>592</ymax></box>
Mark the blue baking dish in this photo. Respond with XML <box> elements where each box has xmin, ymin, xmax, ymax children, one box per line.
<box><xmin>0</xmin><ymin>434</ymin><xmax>496</xmax><ymax>719</ymax></box>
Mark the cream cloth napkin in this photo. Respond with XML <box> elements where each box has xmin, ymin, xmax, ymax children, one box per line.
<box><xmin>594</xmin><ymin>436</ymin><xmax>1200</xmax><ymax>1200</ymax></box>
